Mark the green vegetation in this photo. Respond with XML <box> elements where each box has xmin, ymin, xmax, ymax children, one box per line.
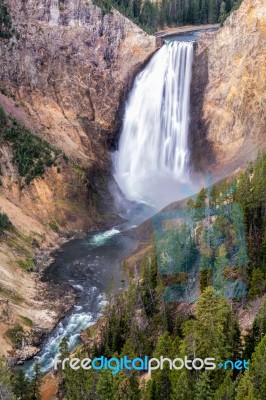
<box><xmin>244</xmin><ymin>297</ymin><xmax>266</xmax><ymax>360</ymax></box>
<box><xmin>19</xmin><ymin>315</ymin><xmax>33</xmax><ymax>327</ymax></box>
<box><xmin>0</xmin><ymin>285</ymin><xmax>23</xmax><ymax>303</ymax></box>
<box><xmin>47</xmin><ymin>221</ymin><xmax>59</xmax><ymax>232</ymax></box>
<box><xmin>6</xmin><ymin>237</ymin><xmax>31</xmax><ymax>256</ymax></box>
<box><xmin>1</xmin><ymin>153</ymin><xmax>265</xmax><ymax>398</ymax></box>
<box><xmin>11</xmin><ymin>362</ymin><xmax>42</xmax><ymax>400</ymax></box>
<box><xmin>92</xmin><ymin>0</ymin><xmax>243</xmax><ymax>33</ymax></box>
<box><xmin>0</xmin><ymin>357</ymin><xmax>15</xmax><ymax>400</ymax></box>
<box><xmin>0</xmin><ymin>212</ymin><xmax>11</xmax><ymax>234</ymax></box>
<box><xmin>4</xmin><ymin>124</ymin><xmax>59</xmax><ymax>184</ymax></box>
<box><xmin>71</xmin><ymin>162</ymin><xmax>87</xmax><ymax>183</ymax></box>
<box><xmin>188</xmin><ymin>153</ymin><xmax>266</xmax><ymax>298</ymax></box>
<box><xmin>0</xmin><ymin>0</ymin><xmax>13</xmax><ymax>38</ymax></box>
<box><xmin>4</xmin><ymin>230</ymin><xmax>37</xmax><ymax>273</ymax></box>
<box><xmin>54</xmin><ymin>287</ymin><xmax>265</xmax><ymax>399</ymax></box>
<box><xmin>237</xmin><ymin>334</ymin><xmax>266</xmax><ymax>400</ymax></box>
<box><xmin>53</xmin><ymin>153</ymin><xmax>265</xmax><ymax>399</ymax></box>
<box><xmin>16</xmin><ymin>257</ymin><xmax>35</xmax><ymax>272</ymax></box>
<box><xmin>4</xmin><ymin>325</ymin><xmax>25</xmax><ymax>347</ymax></box>
<box><xmin>0</xmin><ymin>359</ymin><xmax>42</xmax><ymax>400</ymax></box>
<box><xmin>0</xmin><ymin>107</ymin><xmax>64</xmax><ymax>186</ymax></box>
<box><xmin>235</xmin><ymin>153</ymin><xmax>266</xmax><ymax>291</ymax></box>
<box><xmin>93</xmin><ymin>0</ymin><xmax>112</xmax><ymax>14</ymax></box>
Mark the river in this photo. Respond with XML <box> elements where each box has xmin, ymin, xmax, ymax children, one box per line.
<box><xmin>24</xmin><ymin>202</ymin><xmax>154</xmax><ymax>376</ymax></box>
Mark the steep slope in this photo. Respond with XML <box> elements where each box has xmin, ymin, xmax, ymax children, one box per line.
<box><xmin>0</xmin><ymin>0</ymin><xmax>157</xmax><ymax>357</ymax></box>
<box><xmin>191</xmin><ymin>0</ymin><xmax>266</xmax><ymax>177</ymax></box>
<box><xmin>0</xmin><ymin>0</ymin><xmax>157</xmax><ymax>162</ymax></box>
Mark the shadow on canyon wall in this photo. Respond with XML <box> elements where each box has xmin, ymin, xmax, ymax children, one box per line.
<box><xmin>190</xmin><ymin>43</ymin><xmax>215</xmax><ymax>174</ymax></box>
<box><xmin>111</xmin><ymin>45</ymin><xmax>162</xmax><ymax>151</ymax></box>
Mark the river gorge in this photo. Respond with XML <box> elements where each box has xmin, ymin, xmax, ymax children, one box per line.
<box><xmin>0</xmin><ymin>1</ymin><xmax>265</xmax><ymax>398</ymax></box>
<box><xmin>22</xmin><ymin>31</ymin><xmax>201</xmax><ymax>375</ymax></box>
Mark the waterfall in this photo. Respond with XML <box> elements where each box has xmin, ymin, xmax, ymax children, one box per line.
<box><xmin>114</xmin><ymin>41</ymin><xmax>194</xmax><ymax>209</ymax></box>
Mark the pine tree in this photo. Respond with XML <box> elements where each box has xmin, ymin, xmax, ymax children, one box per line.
<box><xmin>171</xmin><ymin>369</ymin><xmax>194</xmax><ymax>400</ymax></box>
<box><xmin>120</xmin><ymin>338</ymin><xmax>137</xmax><ymax>359</ymax></box>
<box><xmin>195</xmin><ymin>188</ymin><xmax>207</xmax><ymax>208</ymax></box>
<box><xmin>219</xmin><ymin>1</ymin><xmax>227</xmax><ymax>24</ymax></box>
<box><xmin>236</xmin><ymin>371</ymin><xmax>255</xmax><ymax>400</ymax></box>
<box><xmin>249</xmin><ymin>268</ymin><xmax>266</xmax><ymax>298</ymax></box>
<box><xmin>57</xmin><ymin>338</ymin><xmax>73</xmax><ymax>400</ymax></box>
<box><xmin>59</xmin><ymin>336</ymin><xmax>69</xmax><ymax>361</ymax></box>
<box><xmin>116</xmin><ymin>373</ymin><xmax>140</xmax><ymax>400</ymax></box>
<box><xmin>237</xmin><ymin>335</ymin><xmax>266</xmax><ymax>400</ymax></box>
<box><xmin>195</xmin><ymin>371</ymin><xmax>213</xmax><ymax>400</ymax></box>
<box><xmin>208</xmin><ymin>0</ymin><xmax>218</xmax><ymax>23</ymax></box>
<box><xmin>29</xmin><ymin>362</ymin><xmax>41</xmax><ymax>400</ymax></box>
<box><xmin>213</xmin><ymin>244</ymin><xmax>228</xmax><ymax>296</ymax></box>
<box><xmin>12</xmin><ymin>370</ymin><xmax>30</xmax><ymax>400</ymax></box>
<box><xmin>179</xmin><ymin>286</ymin><xmax>241</xmax><ymax>395</ymax></box>
<box><xmin>132</xmin><ymin>0</ymin><xmax>141</xmax><ymax>18</ymax></box>
<box><xmin>214</xmin><ymin>371</ymin><xmax>236</xmax><ymax>399</ymax></box>
<box><xmin>201</xmin><ymin>0</ymin><xmax>208</xmax><ymax>23</ymax></box>
<box><xmin>96</xmin><ymin>370</ymin><xmax>116</xmax><ymax>400</ymax></box>
<box><xmin>0</xmin><ymin>357</ymin><xmax>15</xmax><ymax>400</ymax></box>
<box><xmin>249</xmin><ymin>334</ymin><xmax>266</xmax><ymax>399</ymax></box>
<box><xmin>150</xmin><ymin>333</ymin><xmax>173</xmax><ymax>400</ymax></box>
<box><xmin>190</xmin><ymin>0</ymin><xmax>201</xmax><ymax>23</ymax></box>
<box><xmin>143</xmin><ymin>378</ymin><xmax>157</xmax><ymax>400</ymax></box>
<box><xmin>0</xmin><ymin>0</ymin><xmax>13</xmax><ymax>38</ymax></box>
<box><xmin>244</xmin><ymin>298</ymin><xmax>266</xmax><ymax>360</ymax></box>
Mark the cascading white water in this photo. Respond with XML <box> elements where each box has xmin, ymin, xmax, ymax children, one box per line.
<box><xmin>114</xmin><ymin>41</ymin><xmax>194</xmax><ymax>209</ymax></box>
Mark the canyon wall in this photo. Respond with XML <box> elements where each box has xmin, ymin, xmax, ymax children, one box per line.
<box><xmin>0</xmin><ymin>0</ymin><xmax>157</xmax><ymax>162</ymax></box>
<box><xmin>191</xmin><ymin>0</ymin><xmax>266</xmax><ymax>177</ymax></box>
<box><xmin>0</xmin><ymin>0</ymin><xmax>157</xmax><ymax>357</ymax></box>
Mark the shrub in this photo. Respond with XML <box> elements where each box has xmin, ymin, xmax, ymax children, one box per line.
<box><xmin>92</xmin><ymin>0</ymin><xmax>112</xmax><ymax>15</ymax></box>
<box><xmin>0</xmin><ymin>107</ymin><xmax>65</xmax><ymax>185</ymax></box>
<box><xmin>0</xmin><ymin>106</ymin><xmax>7</xmax><ymax>125</ymax></box>
<box><xmin>5</xmin><ymin>325</ymin><xmax>25</xmax><ymax>347</ymax></box>
<box><xmin>20</xmin><ymin>315</ymin><xmax>33</xmax><ymax>327</ymax></box>
<box><xmin>17</xmin><ymin>258</ymin><xmax>35</xmax><ymax>272</ymax></box>
<box><xmin>0</xmin><ymin>0</ymin><xmax>13</xmax><ymax>38</ymax></box>
<box><xmin>0</xmin><ymin>212</ymin><xmax>11</xmax><ymax>230</ymax></box>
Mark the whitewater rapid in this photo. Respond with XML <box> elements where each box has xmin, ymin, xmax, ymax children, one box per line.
<box><xmin>23</xmin><ymin>228</ymin><xmax>125</xmax><ymax>377</ymax></box>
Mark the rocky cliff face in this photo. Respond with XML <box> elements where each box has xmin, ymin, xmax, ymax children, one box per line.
<box><xmin>0</xmin><ymin>0</ymin><xmax>157</xmax><ymax>162</ymax></box>
<box><xmin>191</xmin><ymin>0</ymin><xmax>266</xmax><ymax>177</ymax></box>
<box><xmin>0</xmin><ymin>0</ymin><xmax>157</xmax><ymax>357</ymax></box>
